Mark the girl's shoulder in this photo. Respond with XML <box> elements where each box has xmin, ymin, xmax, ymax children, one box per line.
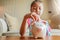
<box><xmin>24</xmin><ymin>13</ymin><xmax>31</xmax><ymax>17</ymax></box>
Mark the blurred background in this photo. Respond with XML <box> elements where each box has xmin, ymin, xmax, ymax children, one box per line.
<box><xmin>0</xmin><ymin>0</ymin><xmax>60</xmax><ymax>29</ymax></box>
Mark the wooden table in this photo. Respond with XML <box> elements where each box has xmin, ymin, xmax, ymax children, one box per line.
<box><xmin>0</xmin><ymin>36</ymin><xmax>60</xmax><ymax>40</ymax></box>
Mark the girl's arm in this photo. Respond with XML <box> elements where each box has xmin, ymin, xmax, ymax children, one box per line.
<box><xmin>20</xmin><ymin>17</ymin><xmax>27</xmax><ymax>36</ymax></box>
<box><xmin>20</xmin><ymin>13</ymin><xmax>37</xmax><ymax>36</ymax></box>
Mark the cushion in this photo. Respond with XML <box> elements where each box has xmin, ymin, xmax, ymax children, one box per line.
<box><xmin>0</xmin><ymin>18</ymin><xmax>7</xmax><ymax>33</ymax></box>
<box><xmin>4</xmin><ymin>13</ymin><xmax>20</xmax><ymax>31</ymax></box>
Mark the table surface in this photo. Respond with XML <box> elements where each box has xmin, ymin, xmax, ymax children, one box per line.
<box><xmin>0</xmin><ymin>36</ymin><xmax>60</xmax><ymax>40</ymax></box>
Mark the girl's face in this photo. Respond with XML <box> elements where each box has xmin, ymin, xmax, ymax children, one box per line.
<box><xmin>31</xmin><ymin>2</ymin><xmax>43</xmax><ymax>16</ymax></box>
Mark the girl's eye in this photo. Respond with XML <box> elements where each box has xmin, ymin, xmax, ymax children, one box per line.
<box><xmin>39</xmin><ymin>7</ymin><xmax>41</xmax><ymax>10</ymax></box>
<box><xmin>33</xmin><ymin>7</ymin><xmax>36</xmax><ymax>9</ymax></box>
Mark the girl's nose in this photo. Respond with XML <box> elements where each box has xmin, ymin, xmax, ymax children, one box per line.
<box><xmin>36</xmin><ymin>8</ymin><xmax>40</xmax><ymax>12</ymax></box>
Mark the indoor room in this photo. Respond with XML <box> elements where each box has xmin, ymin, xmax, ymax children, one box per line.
<box><xmin>0</xmin><ymin>0</ymin><xmax>60</xmax><ymax>40</ymax></box>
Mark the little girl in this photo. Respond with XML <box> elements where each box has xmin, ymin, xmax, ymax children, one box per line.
<box><xmin>20</xmin><ymin>0</ymin><xmax>51</xmax><ymax>38</ymax></box>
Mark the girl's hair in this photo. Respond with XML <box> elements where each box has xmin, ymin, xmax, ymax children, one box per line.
<box><xmin>31</xmin><ymin>0</ymin><xmax>42</xmax><ymax>7</ymax></box>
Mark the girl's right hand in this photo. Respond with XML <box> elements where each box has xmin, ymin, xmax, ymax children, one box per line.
<box><xmin>24</xmin><ymin>13</ymin><xmax>35</xmax><ymax>21</ymax></box>
<box><xmin>24</xmin><ymin>12</ymin><xmax>40</xmax><ymax>24</ymax></box>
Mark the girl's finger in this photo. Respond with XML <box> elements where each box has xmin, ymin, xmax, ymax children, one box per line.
<box><xmin>31</xmin><ymin>14</ymin><xmax>35</xmax><ymax>21</ymax></box>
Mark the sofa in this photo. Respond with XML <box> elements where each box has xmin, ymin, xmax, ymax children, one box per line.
<box><xmin>0</xmin><ymin>13</ymin><xmax>20</xmax><ymax>36</ymax></box>
<box><xmin>0</xmin><ymin>13</ymin><xmax>60</xmax><ymax>36</ymax></box>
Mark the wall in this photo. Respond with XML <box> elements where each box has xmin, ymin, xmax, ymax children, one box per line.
<box><xmin>0</xmin><ymin>0</ymin><xmax>4</xmax><ymax>18</ymax></box>
<box><xmin>41</xmin><ymin>0</ymin><xmax>49</xmax><ymax>20</ymax></box>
